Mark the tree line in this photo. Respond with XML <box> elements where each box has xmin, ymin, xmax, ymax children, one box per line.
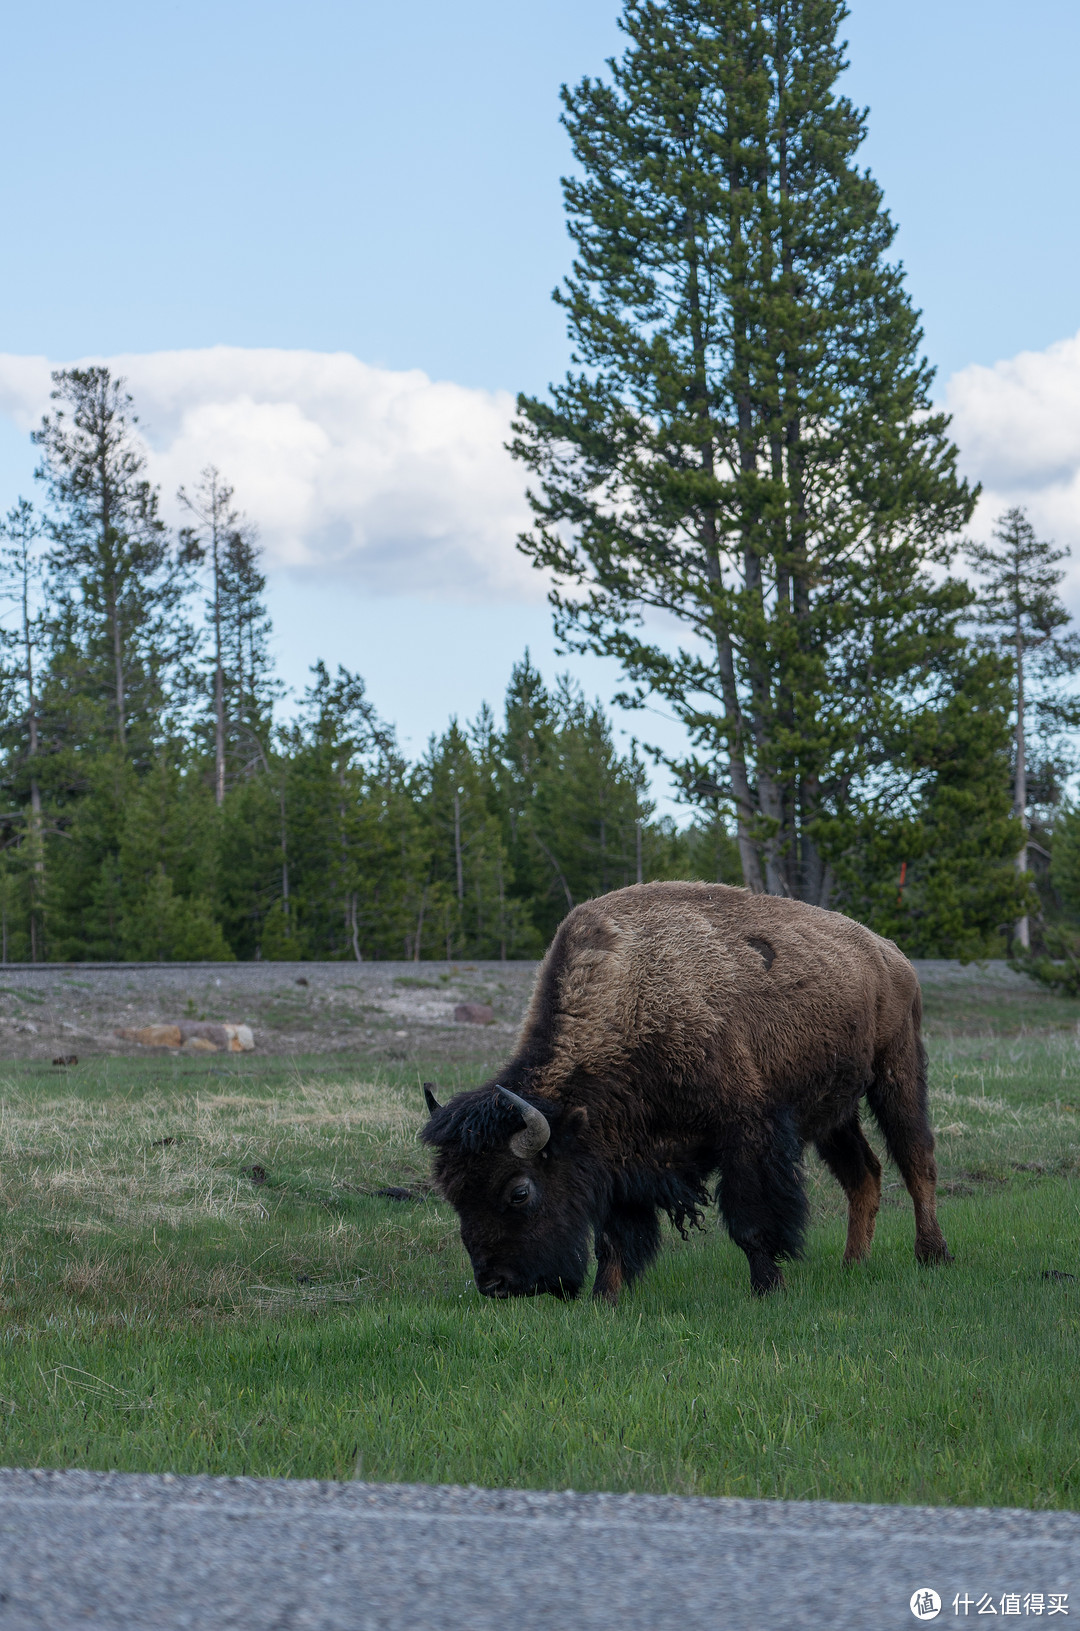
<box><xmin>0</xmin><ymin>364</ymin><xmax>1073</xmax><ymax>966</ymax></box>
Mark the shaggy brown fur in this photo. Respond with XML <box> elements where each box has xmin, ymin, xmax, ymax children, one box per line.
<box><xmin>422</xmin><ymin>882</ymin><xmax>950</xmax><ymax>1302</ymax></box>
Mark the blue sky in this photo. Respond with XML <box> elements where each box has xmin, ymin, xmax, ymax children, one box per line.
<box><xmin>5</xmin><ymin>1</ymin><xmax>1080</xmax><ymax>385</ymax></box>
<box><xmin>2</xmin><ymin>0</ymin><xmax>1080</xmax><ymax>785</ymax></box>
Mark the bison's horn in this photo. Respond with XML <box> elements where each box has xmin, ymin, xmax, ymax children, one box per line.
<box><xmin>497</xmin><ymin>1085</ymin><xmax>550</xmax><ymax>1158</ymax></box>
<box><xmin>423</xmin><ymin>1083</ymin><xmax>441</xmax><ymax>1115</ymax></box>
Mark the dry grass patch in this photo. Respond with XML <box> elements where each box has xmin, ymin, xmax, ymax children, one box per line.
<box><xmin>0</xmin><ymin>1059</ymin><xmax>456</xmax><ymax>1331</ymax></box>
<box><xmin>0</xmin><ymin>1071</ymin><xmax>427</xmax><ymax>1236</ymax></box>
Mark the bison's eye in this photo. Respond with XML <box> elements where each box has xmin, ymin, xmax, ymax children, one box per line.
<box><xmin>507</xmin><ymin>1179</ymin><xmax>534</xmax><ymax>1208</ymax></box>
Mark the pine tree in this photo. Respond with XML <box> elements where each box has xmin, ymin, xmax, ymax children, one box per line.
<box><xmin>498</xmin><ymin>657</ymin><xmax>561</xmax><ymax>933</ymax></box>
<box><xmin>539</xmin><ymin>679</ymin><xmax>652</xmax><ymax>906</ymax></box>
<box><xmin>832</xmin><ymin>650</ymin><xmax>1026</xmax><ymax>957</ymax></box>
<box><xmin>220</xmin><ymin>522</ymin><xmax>276</xmax><ymax>739</ymax></box>
<box><xmin>179</xmin><ymin>466</ymin><xmax>279</xmax><ymax>803</ymax></box>
<box><xmin>178</xmin><ymin>466</ymin><xmax>234</xmax><ymax>806</ymax></box>
<box><xmin>113</xmin><ymin>756</ymin><xmax>232</xmax><ymax>960</ymax></box>
<box><xmin>0</xmin><ymin>499</ymin><xmax>48</xmax><ymax>958</ymax></box>
<box><xmin>216</xmin><ymin>771</ymin><xmax>289</xmax><ymax>958</ymax></box>
<box><xmin>1050</xmin><ymin>807</ymin><xmax>1080</xmax><ymax>922</ymax></box>
<box><xmin>512</xmin><ymin>0</ymin><xmax>977</xmax><ymax>905</ymax></box>
<box><xmin>965</xmin><ymin>507</ymin><xmax>1080</xmax><ymax>948</ymax></box>
<box><xmin>273</xmin><ymin>665</ymin><xmax>423</xmax><ymax>960</ymax></box>
<box><xmin>33</xmin><ymin>367</ymin><xmax>193</xmax><ymax>763</ymax></box>
<box><xmin>492</xmin><ymin>659</ymin><xmax>663</xmax><ymax>944</ymax></box>
<box><xmin>418</xmin><ymin>719</ymin><xmax>524</xmax><ymax>959</ymax></box>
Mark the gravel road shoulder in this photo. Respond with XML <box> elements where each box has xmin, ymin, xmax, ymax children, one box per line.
<box><xmin>0</xmin><ymin>1467</ymin><xmax>1076</xmax><ymax>1631</ymax></box>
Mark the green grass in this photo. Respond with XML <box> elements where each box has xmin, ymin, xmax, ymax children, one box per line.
<box><xmin>1</xmin><ymin>1011</ymin><xmax>1079</xmax><ymax>1507</ymax></box>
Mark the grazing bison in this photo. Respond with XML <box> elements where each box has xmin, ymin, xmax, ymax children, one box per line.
<box><xmin>421</xmin><ymin>882</ymin><xmax>950</xmax><ymax>1303</ymax></box>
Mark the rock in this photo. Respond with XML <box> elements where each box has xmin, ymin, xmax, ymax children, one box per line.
<box><xmin>116</xmin><ymin>1025</ymin><xmax>182</xmax><ymax>1047</ymax></box>
<box><xmin>454</xmin><ymin>1003</ymin><xmax>494</xmax><ymax>1026</ymax></box>
<box><xmin>179</xmin><ymin>1022</ymin><xmax>230</xmax><ymax>1050</ymax></box>
<box><xmin>115</xmin><ymin>1022</ymin><xmax>255</xmax><ymax>1052</ymax></box>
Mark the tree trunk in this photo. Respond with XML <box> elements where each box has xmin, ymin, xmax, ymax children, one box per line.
<box><xmin>1014</xmin><ymin>631</ymin><xmax>1029</xmax><ymax>949</ymax></box>
<box><xmin>414</xmin><ymin>888</ymin><xmax>426</xmax><ymax>962</ymax></box>
<box><xmin>453</xmin><ymin>790</ymin><xmax>464</xmax><ymax>903</ymax></box>
<box><xmin>108</xmin><ymin>580</ymin><xmax>125</xmax><ymax>746</ymax></box>
<box><xmin>24</xmin><ymin>560</ymin><xmax>45</xmax><ymax>956</ymax></box>
<box><xmin>498</xmin><ymin>861</ymin><xmax>506</xmax><ymax>960</ymax></box>
<box><xmin>279</xmin><ymin>784</ymin><xmax>290</xmax><ymax>923</ymax></box>
<box><xmin>214</xmin><ymin>525</ymin><xmax>225</xmax><ymax>806</ymax></box>
<box><xmin>99</xmin><ymin>450</ymin><xmax>126</xmax><ymax>747</ymax></box>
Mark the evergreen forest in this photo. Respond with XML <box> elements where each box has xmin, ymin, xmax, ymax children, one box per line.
<box><xmin>0</xmin><ymin>367</ymin><xmax>742</xmax><ymax>964</ymax></box>
<box><xmin>0</xmin><ymin>361</ymin><xmax>1077</xmax><ymax>964</ymax></box>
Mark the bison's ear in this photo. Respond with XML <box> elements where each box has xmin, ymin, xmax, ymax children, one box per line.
<box><xmin>423</xmin><ymin>1083</ymin><xmax>441</xmax><ymax>1115</ymax></box>
<box><xmin>565</xmin><ymin>1106</ymin><xmax>589</xmax><ymax>1137</ymax></box>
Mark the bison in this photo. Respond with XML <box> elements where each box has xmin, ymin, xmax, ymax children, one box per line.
<box><xmin>421</xmin><ymin>882</ymin><xmax>951</xmax><ymax>1303</ymax></box>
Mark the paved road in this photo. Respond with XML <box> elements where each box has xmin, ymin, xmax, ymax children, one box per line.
<box><xmin>0</xmin><ymin>1470</ymin><xmax>1076</xmax><ymax>1630</ymax></box>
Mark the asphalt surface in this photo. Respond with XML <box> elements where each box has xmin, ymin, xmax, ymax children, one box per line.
<box><xmin>0</xmin><ymin>1469</ymin><xmax>1076</xmax><ymax>1630</ymax></box>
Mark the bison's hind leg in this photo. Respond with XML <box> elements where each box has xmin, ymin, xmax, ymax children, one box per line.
<box><xmin>815</xmin><ymin>1114</ymin><xmax>882</xmax><ymax>1264</ymax></box>
<box><xmin>867</xmin><ymin>1031</ymin><xmax>952</xmax><ymax>1267</ymax></box>
<box><xmin>717</xmin><ymin>1108</ymin><xmax>808</xmax><ymax>1296</ymax></box>
<box><xmin>593</xmin><ymin>1202</ymin><xmax>661</xmax><ymax>1307</ymax></box>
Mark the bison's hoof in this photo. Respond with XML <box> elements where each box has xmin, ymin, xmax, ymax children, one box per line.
<box><xmin>916</xmin><ymin>1239</ymin><xmax>953</xmax><ymax>1265</ymax></box>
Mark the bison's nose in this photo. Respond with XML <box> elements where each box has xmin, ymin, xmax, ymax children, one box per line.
<box><xmin>476</xmin><ymin>1273</ymin><xmax>512</xmax><ymax>1298</ymax></box>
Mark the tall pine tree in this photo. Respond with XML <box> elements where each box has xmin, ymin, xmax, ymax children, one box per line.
<box><xmin>512</xmin><ymin>0</ymin><xmax>978</xmax><ymax>905</ymax></box>
<box><xmin>33</xmin><ymin>367</ymin><xmax>192</xmax><ymax>763</ymax></box>
<box><xmin>179</xmin><ymin>466</ymin><xmax>278</xmax><ymax>802</ymax></box>
<box><xmin>0</xmin><ymin>499</ymin><xmax>48</xmax><ymax>958</ymax></box>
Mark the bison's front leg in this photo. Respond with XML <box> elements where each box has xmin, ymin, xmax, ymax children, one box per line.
<box><xmin>717</xmin><ymin>1113</ymin><xmax>808</xmax><ymax>1296</ymax></box>
<box><xmin>593</xmin><ymin>1202</ymin><xmax>661</xmax><ymax>1307</ymax></box>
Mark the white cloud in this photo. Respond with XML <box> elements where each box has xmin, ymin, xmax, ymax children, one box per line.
<box><xmin>5</xmin><ymin>332</ymin><xmax>1080</xmax><ymax>609</ymax></box>
<box><xmin>0</xmin><ymin>347</ymin><xmax>542</xmax><ymax>603</ymax></box>
<box><xmin>946</xmin><ymin>330</ymin><xmax>1080</xmax><ymax>579</ymax></box>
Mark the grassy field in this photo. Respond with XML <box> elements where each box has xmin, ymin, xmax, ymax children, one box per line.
<box><xmin>1</xmin><ymin>975</ymin><xmax>1079</xmax><ymax>1508</ymax></box>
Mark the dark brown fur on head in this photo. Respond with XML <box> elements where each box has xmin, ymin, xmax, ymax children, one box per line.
<box><xmin>422</xmin><ymin>1085</ymin><xmax>599</xmax><ymax>1298</ymax></box>
<box><xmin>421</xmin><ymin>882</ymin><xmax>951</xmax><ymax>1304</ymax></box>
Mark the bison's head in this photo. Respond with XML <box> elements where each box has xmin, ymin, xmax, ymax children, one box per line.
<box><xmin>421</xmin><ymin>1082</ymin><xmax>597</xmax><ymax>1299</ymax></box>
